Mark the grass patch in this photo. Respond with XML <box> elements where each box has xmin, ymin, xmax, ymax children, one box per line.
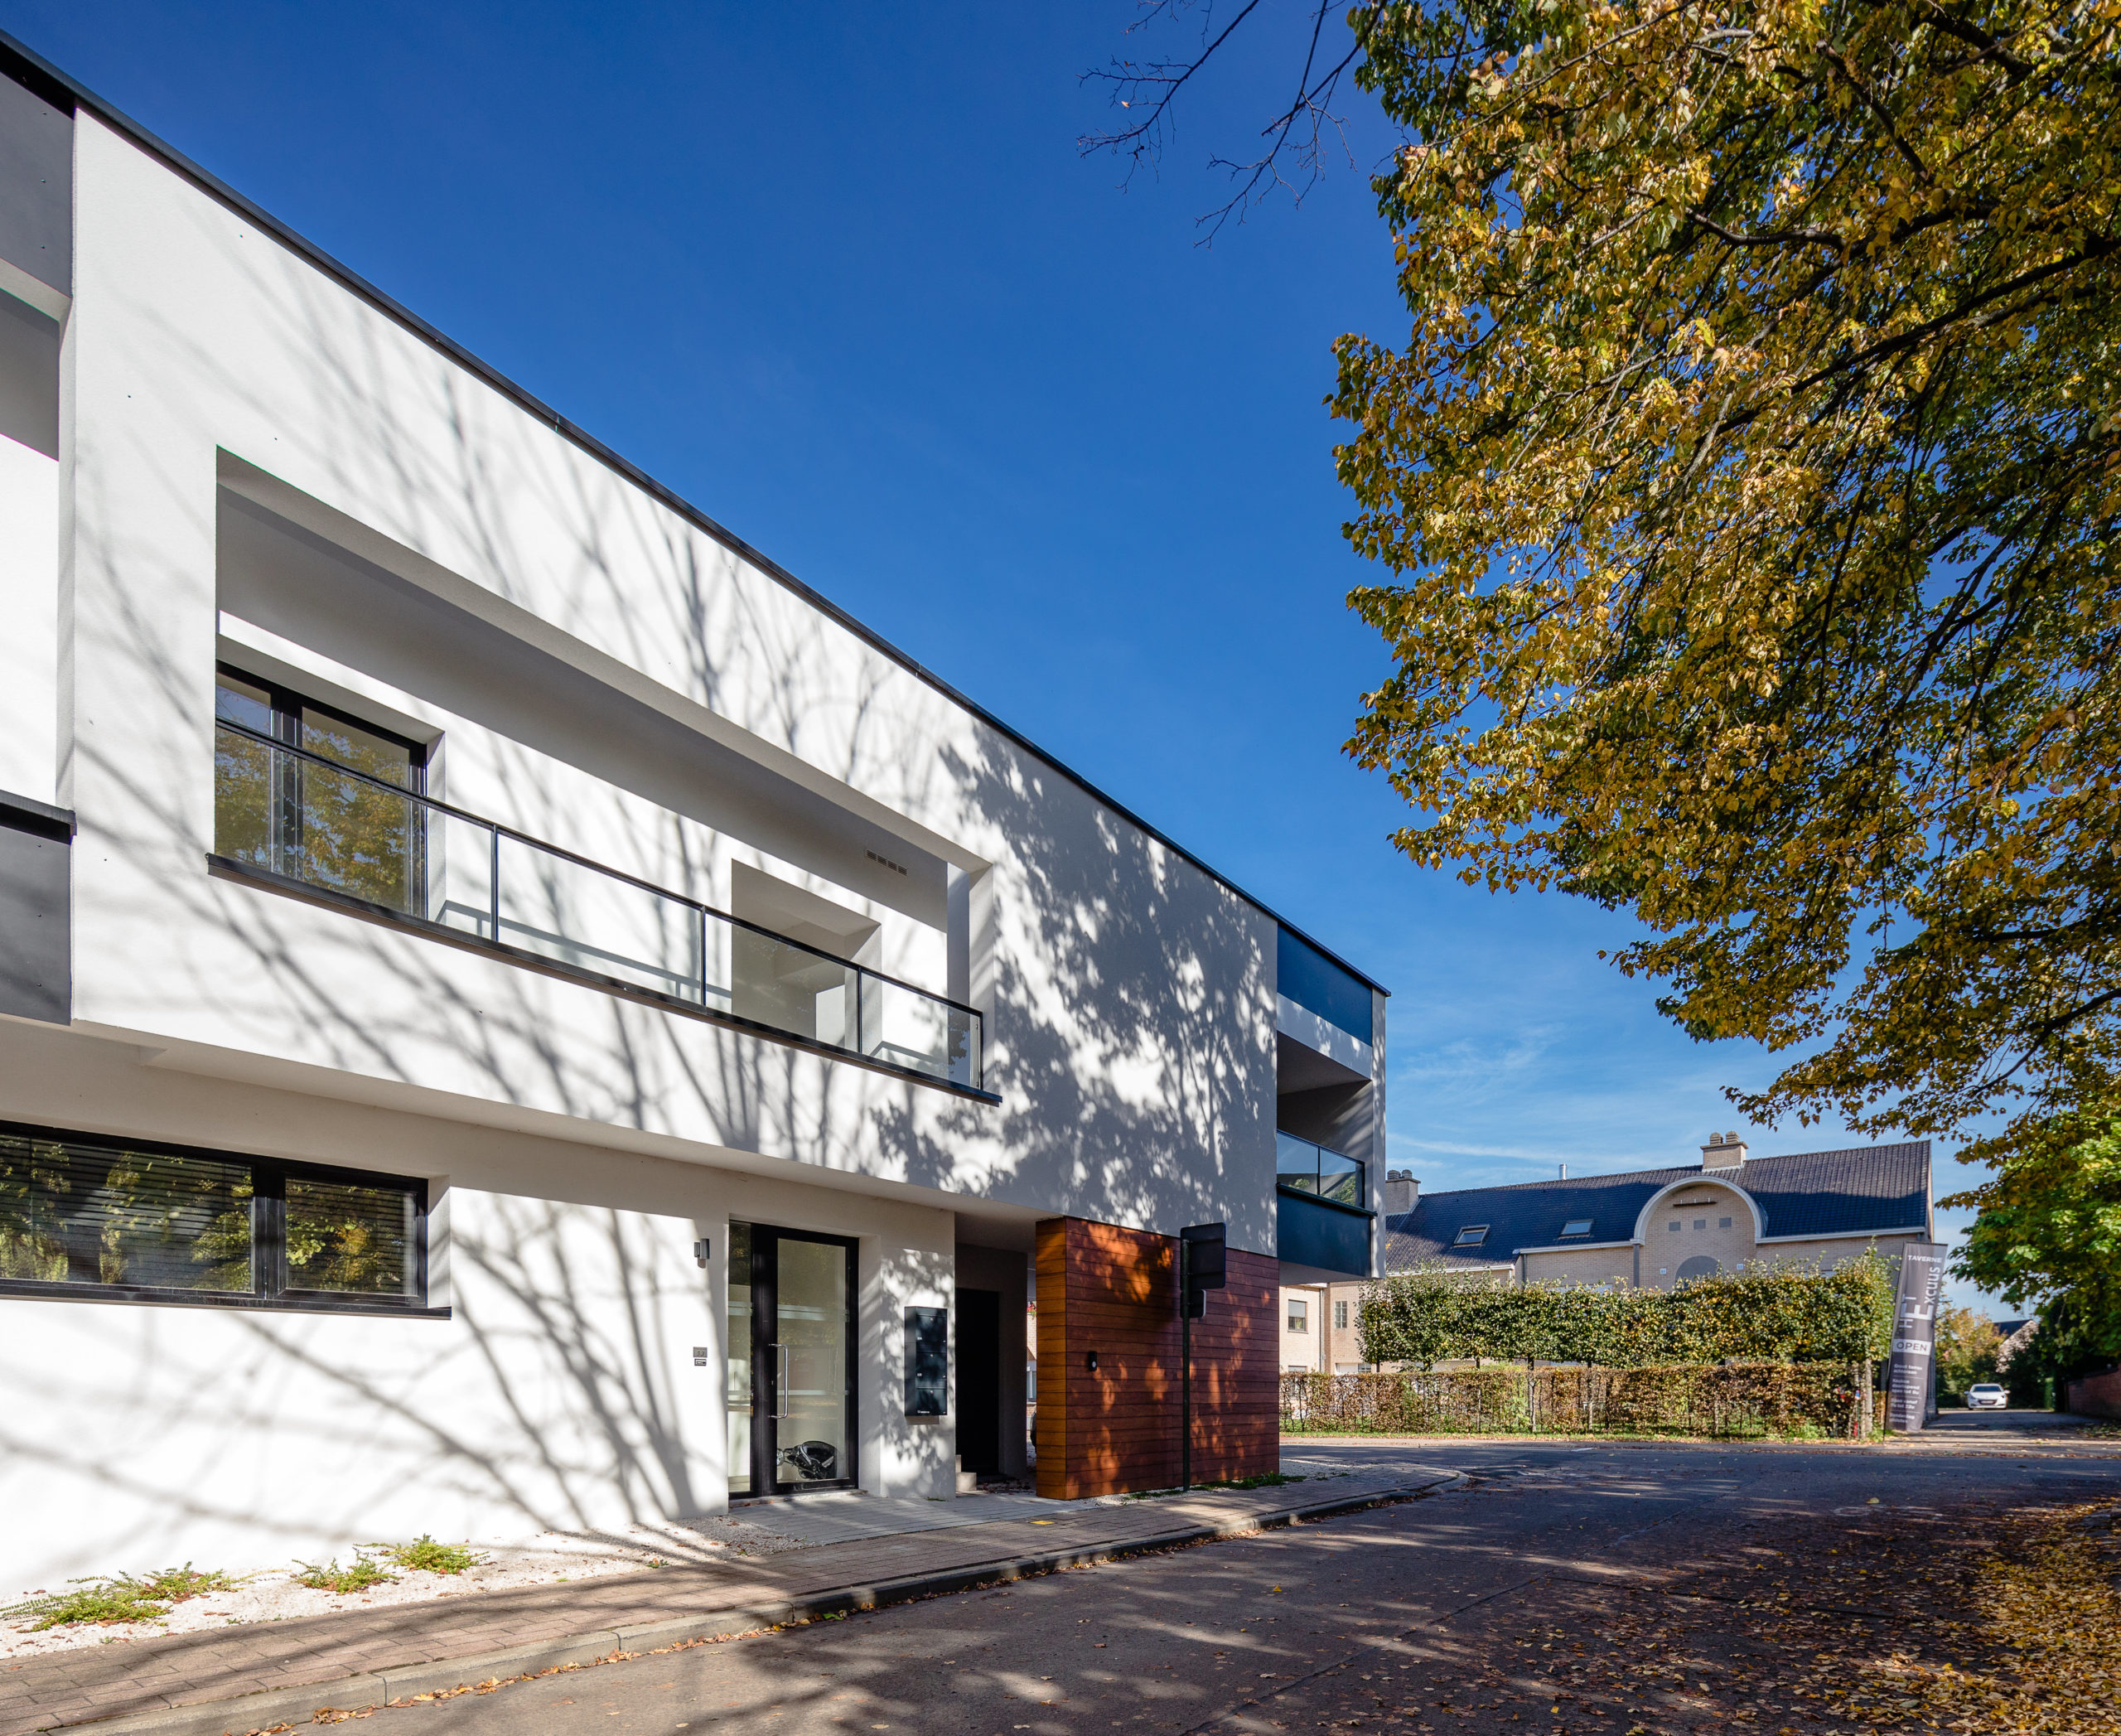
<box><xmin>4</xmin><ymin>1580</ymin><xmax>171</xmax><ymax>1630</ymax></box>
<box><xmin>294</xmin><ymin>1557</ymin><xmax>397</xmax><ymax>1594</ymax></box>
<box><xmin>1</xmin><ymin>1564</ymin><xmax>241</xmax><ymax>1630</ymax></box>
<box><xmin>137</xmin><ymin>1565</ymin><xmax>241</xmax><ymax>1601</ymax></box>
<box><xmin>376</xmin><ymin>1535</ymin><xmax>483</xmax><ymax>1575</ymax></box>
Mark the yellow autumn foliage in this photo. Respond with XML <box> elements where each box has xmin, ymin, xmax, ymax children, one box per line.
<box><xmin>1332</xmin><ymin>0</ymin><xmax>2121</xmax><ymax>1156</ymax></box>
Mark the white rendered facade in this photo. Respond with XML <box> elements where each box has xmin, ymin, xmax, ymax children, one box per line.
<box><xmin>0</xmin><ymin>51</ymin><xmax>1385</xmax><ymax>1587</ymax></box>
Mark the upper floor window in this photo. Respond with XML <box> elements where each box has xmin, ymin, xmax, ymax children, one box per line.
<box><xmin>1288</xmin><ymin>1297</ymin><xmax>1309</xmax><ymax>1333</ymax></box>
<box><xmin>1333</xmin><ymin>1298</ymin><xmax>1348</xmax><ymax>1330</ymax></box>
<box><xmin>0</xmin><ymin>1120</ymin><xmax>432</xmax><ymax>1313</ymax></box>
<box><xmin>214</xmin><ymin>665</ymin><xmax>428</xmax><ymax>916</ymax></box>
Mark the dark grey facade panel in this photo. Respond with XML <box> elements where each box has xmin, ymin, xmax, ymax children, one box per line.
<box><xmin>0</xmin><ymin>65</ymin><xmax>70</xmax><ymax>297</ymax></box>
<box><xmin>0</xmin><ymin>800</ymin><xmax>71</xmax><ymax>1023</ymax></box>
<box><xmin>1277</xmin><ymin>927</ymin><xmax>1375</xmax><ymax>1044</ymax></box>
<box><xmin>1278</xmin><ymin>1190</ymin><xmax>1371</xmax><ymax>1276</ymax></box>
<box><xmin>0</xmin><ymin>285</ymin><xmax>59</xmax><ymax>456</ymax></box>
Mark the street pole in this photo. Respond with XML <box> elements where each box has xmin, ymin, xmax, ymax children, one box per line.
<box><xmin>1181</xmin><ymin>1297</ymin><xmax>1191</xmax><ymax>1492</ymax></box>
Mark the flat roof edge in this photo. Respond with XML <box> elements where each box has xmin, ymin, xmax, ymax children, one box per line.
<box><xmin>0</xmin><ymin>31</ymin><xmax>1389</xmax><ymax>1000</ymax></box>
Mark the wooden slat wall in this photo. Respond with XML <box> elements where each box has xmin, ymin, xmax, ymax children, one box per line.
<box><xmin>1186</xmin><ymin>1245</ymin><xmax>1279</xmax><ymax>1485</ymax></box>
<box><xmin>1034</xmin><ymin>1216</ymin><xmax>1278</xmax><ymax>1499</ymax></box>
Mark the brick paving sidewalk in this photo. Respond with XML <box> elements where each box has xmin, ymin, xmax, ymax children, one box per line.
<box><xmin>0</xmin><ymin>1467</ymin><xmax>1454</xmax><ymax>1736</ymax></box>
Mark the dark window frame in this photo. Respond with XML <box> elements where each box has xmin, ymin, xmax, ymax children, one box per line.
<box><xmin>738</xmin><ymin>1222</ymin><xmax>861</xmax><ymax>1497</ymax></box>
<box><xmin>0</xmin><ymin>1119</ymin><xmax>442</xmax><ymax>1318</ymax></box>
<box><xmin>215</xmin><ymin>661</ymin><xmax>430</xmax><ymax>781</ymax></box>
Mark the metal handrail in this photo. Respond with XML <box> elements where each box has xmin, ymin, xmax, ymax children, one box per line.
<box><xmin>433</xmin><ymin>898</ymin><xmax>713</xmax><ymax>995</ymax></box>
<box><xmin>215</xmin><ymin>717</ymin><xmax>983</xmax><ymax>1082</ymax></box>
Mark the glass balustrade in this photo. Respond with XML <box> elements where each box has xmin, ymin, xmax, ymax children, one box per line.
<box><xmin>1276</xmin><ymin>1130</ymin><xmax>1366</xmax><ymax>1206</ymax></box>
<box><xmin>211</xmin><ymin>721</ymin><xmax>983</xmax><ymax>1090</ymax></box>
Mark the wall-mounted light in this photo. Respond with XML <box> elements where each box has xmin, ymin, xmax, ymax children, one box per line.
<box><xmin>693</xmin><ymin>1238</ymin><xmax>710</xmax><ymax>1269</ymax></box>
<box><xmin>1085</xmin><ymin>1351</ymin><xmax>1099</xmax><ymax>1371</ymax></box>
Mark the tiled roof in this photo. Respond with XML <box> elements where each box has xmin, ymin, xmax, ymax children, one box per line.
<box><xmin>1383</xmin><ymin>1143</ymin><xmax>1931</xmax><ymax>1270</ymax></box>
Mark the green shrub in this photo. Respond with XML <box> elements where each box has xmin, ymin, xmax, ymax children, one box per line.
<box><xmin>1283</xmin><ymin>1361</ymin><xmax>1877</xmax><ymax>1439</ymax></box>
<box><xmin>294</xmin><ymin>1557</ymin><xmax>396</xmax><ymax>1593</ymax></box>
<box><xmin>1358</xmin><ymin>1250</ymin><xmax>1896</xmax><ymax>1368</ymax></box>
<box><xmin>0</xmin><ymin>1564</ymin><xmax>240</xmax><ymax>1629</ymax></box>
<box><xmin>377</xmin><ymin>1535</ymin><xmax>483</xmax><ymax>1575</ymax></box>
<box><xmin>3</xmin><ymin>1580</ymin><xmax>169</xmax><ymax>1629</ymax></box>
<box><xmin>137</xmin><ymin>1565</ymin><xmax>240</xmax><ymax>1601</ymax></box>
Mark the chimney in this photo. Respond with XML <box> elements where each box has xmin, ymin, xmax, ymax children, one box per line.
<box><xmin>1701</xmin><ymin>1130</ymin><xmax>1748</xmax><ymax>1171</ymax></box>
<box><xmin>1383</xmin><ymin>1169</ymin><xmax>1418</xmax><ymax>1216</ymax></box>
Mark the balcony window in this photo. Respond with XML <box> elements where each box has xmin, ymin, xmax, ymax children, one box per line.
<box><xmin>0</xmin><ymin>1120</ymin><xmax>428</xmax><ymax>1313</ymax></box>
<box><xmin>210</xmin><ymin>667</ymin><xmax>983</xmax><ymax>1092</ymax></box>
<box><xmin>215</xmin><ymin>667</ymin><xmax>426</xmax><ymax>915</ymax></box>
<box><xmin>1275</xmin><ymin>1131</ymin><xmax>1365</xmax><ymax>1206</ymax></box>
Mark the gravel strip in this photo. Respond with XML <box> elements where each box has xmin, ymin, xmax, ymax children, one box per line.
<box><xmin>0</xmin><ymin>1513</ymin><xmax>811</xmax><ymax>1661</ymax></box>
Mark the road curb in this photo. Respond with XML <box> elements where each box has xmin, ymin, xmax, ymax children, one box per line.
<box><xmin>40</xmin><ymin>1472</ymin><xmax>1462</xmax><ymax>1736</ymax></box>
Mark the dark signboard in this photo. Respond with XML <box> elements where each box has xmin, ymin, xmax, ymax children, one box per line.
<box><xmin>1182</xmin><ymin>1222</ymin><xmax>1226</xmax><ymax>1289</ymax></box>
<box><xmin>1177</xmin><ymin>1222</ymin><xmax>1226</xmax><ymax>1487</ymax></box>
<box><xmin>1887</xmin><ymin>1242</ymin><xmax>1947</xmax><ymax>1434</ymax></box>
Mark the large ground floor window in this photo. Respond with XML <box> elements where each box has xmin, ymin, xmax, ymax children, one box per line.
<box><xmin>0</xmin><ymin>1120</ymin><xmax>434</xmax><ymax>1314</ymax></box>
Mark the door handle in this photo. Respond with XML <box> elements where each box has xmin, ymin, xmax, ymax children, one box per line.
<box><xmin>771</xmin><ymin>1342</ymin><xmax>791</xmax><ymax>1419</ymax></box>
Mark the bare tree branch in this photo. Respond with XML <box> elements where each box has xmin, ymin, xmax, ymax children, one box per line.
<box><xmin>1079</xmin><ymin>1</ymin><xmax>1379</xmax><ymax>242</ymax></box>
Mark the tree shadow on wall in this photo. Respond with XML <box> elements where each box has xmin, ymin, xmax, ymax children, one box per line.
<box><xmin>39</xmin><ymin>211</ymin><xmax>1276</xmax><ymax>1571</ymax></box>
<box><xmin>871</xmin><ymin>733</ymin><xmax>1277</xmax><ymax>1242</ymax></box>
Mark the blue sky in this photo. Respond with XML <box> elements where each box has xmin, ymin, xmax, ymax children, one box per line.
<box><xmin>3</xmin><ymin>1</ymin><xmax>1996</xmax><ymax>1304</ymax></box>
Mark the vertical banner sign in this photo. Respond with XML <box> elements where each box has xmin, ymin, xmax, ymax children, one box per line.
<box><xmin>1887</xmin><ymin>1243</ymin><xmax>1947</xmax><ymax>1433</ymax></box>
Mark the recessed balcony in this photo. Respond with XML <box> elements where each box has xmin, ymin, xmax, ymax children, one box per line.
<box><xmin>1276</xmin><ymin>1130</ymin><xmax>1371</xmax><ymax>1276</ymax></box>
<box><xmin>209</xmin><ymin>718</ymin><xmax>986</xmax><ymax>1095</ymax></box>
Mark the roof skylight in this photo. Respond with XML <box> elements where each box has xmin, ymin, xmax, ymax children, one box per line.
<box><xmin>1453</xmin><ymin>1225</ymin><xmax>1490</xmax><ymax>1247</ymax></box>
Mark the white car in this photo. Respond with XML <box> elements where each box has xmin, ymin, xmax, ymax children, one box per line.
<box><xmin>1966</xmin><ymin>1382</ymin><xmax>2008</xmax><ymax>1410</ymax></box>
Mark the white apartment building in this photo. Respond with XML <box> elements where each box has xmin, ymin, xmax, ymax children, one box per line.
<box><xmin>0</xmin><ymin>41</ymin><xmax>1384</xmax><ymax>1587</ymax></box>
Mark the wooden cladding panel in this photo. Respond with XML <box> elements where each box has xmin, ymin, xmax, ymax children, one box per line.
<box><xmin>1034</xmin><ymin>1216</ymin><xmax>1278</xmax><ymax>1500</ymax></box>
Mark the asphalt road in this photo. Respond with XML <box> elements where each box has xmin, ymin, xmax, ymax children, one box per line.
<box><xmin>367</xmin><ymin>1439</ymin><xmax>2121</xmax><ymax>1735</ymax></box>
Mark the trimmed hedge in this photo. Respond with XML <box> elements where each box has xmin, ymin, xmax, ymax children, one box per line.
<box><xmin>1357</xmin><ymin>1252</ymin><xmax>1896</xmax><ymax>1368</ymax></box>
<box><xmin>1282</xmin><ymin>1362</ymin><xmax>1883</xmax><ymax>1439</ymax></box>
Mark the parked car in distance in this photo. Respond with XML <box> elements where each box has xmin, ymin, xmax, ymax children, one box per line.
<box><xmin>1966</xmin><ymin>1382</ymin><xmax>2008</xmax><ymax>1410</ymax></box>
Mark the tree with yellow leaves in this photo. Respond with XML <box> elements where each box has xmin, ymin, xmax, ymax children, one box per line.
<box><xmin>1320</xmin><ymin>0</ymin><xmax>2118</xmax><ymax>1180</ymax></box>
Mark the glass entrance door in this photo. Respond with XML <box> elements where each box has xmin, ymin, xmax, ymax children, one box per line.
<box><xmin>732</xmin><ymin>1223</ymin><xmax>856</xmax><ymax>1495</ymax></box>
